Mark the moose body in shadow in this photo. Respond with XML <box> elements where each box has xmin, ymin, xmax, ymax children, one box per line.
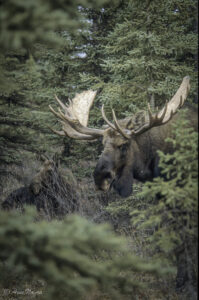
<box><xmin>2</xmin><ymin>158</ymin><xmax>78</xmax><ymax>217</ymax></box>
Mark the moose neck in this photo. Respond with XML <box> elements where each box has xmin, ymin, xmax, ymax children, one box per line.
<box><xmin>131</xmin><ymin>124</ymin><xmax>171</xmax><ymax>182</ymax></box>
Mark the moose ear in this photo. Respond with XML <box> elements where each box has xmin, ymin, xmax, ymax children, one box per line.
<box><xmin>113</xmin><ymin>169</ymin><xmax>133</xmax><ymax>197</ymax></box>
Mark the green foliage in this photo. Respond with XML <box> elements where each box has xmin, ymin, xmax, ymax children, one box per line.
<box><xmin>106</xmin><ymin>184</ymin><xmax>143</xmax><ymax>217</ymax></box>
<box><xmin>0</xmin><ymin>1</ymin><xmax>197</xmax><ymax>298</ymax></box>
<box><xmin>0</xmin><ymin>0</ymin><xmax>119</xmax><ymax>51</ymax></box>
<box><xmin>0</xmin><ymin>0</ymin><xmax>120</xmax><ymax>171</ymax></box>
<box><xmin>80</xmin><ymin>0</ymin><xmax>197</xmax><ymax>119</ymax></box>
<box><xmin>0</xmin><ymin>207</ymin><xmax>172</xmax><ymax>300</ymax></box>
<box><xmin>131</xmin><ymin>113</ymin><xmax>198</xmax><ymax>264</ymax></box>
<box><xmin>0</xmin><ymin>0</ymin><xmax>197</xmax><ymax>175</ymax></box>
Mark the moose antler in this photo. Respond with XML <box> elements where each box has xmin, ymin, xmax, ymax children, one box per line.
<box><xmin>101</xmin><ymin>105</ymin><xmax>131</xmax><ymax>139</ymax></box>
<box><xmin>130</xmin><ymin>76</ymin><xmax>191</xmax><ymax>136</ymax></box>
<box><xmin>49</xmin><ymin>77</ymin><xmax>190</xmax><ymax>141</ymax></box>
<box><xmin>102</xmin><ymin>76</ymin><xmax>191</xmax><ymax>139</ymax></box>
<box><xmin>49</xmin><ymin>90</ymin><xmax>104</xmax><ymax>140</ymax></box>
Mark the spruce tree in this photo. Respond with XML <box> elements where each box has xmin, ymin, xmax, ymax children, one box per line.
<box><xmin>0</xmin><ymin>207</ymin><xmax>173</xmax><ymax>300</ymax></box>
<box><xmin>131</xmin><ymin>112</ymin><xmax>198</xmax><ymax>297</ymax></box>
<box><xmin>0</xmin><ymin>0</ymin><xmax>119</xmax><ymax>181</ymax></box>
<box><xmin>79</xmin><ymin>0</ymin><xmax>197</xmax><ymax>118</ymax></box>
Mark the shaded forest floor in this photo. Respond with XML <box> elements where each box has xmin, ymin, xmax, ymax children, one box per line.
<box><xmin>0</xmin><ymin>158</ymin><xmax>196</xmax><ymax>300</ymax></box>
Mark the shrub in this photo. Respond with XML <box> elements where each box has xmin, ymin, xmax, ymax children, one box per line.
<box><xmin>131</xmin><ymin>112</ymin><xmax>198</xmax><ymax>296</ymax></box>
<box><xmin>0</xmin><ymin>207</ymin><xmax>172</xmax><ymax>300</ymax></box>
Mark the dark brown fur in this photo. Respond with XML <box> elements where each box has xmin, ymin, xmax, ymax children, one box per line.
<box><xmin>2</xmin><ymin>159</ymin><xmax>79</xmax><ymax>217</ymax></box>
<box><xmin>93</xmin><ymin>107</ymin><xmax>198</xmax><ymax>292</ymax></box>
<box><xmin>94</xmin><ymin>107</ymin><xmax>198</xmax><ymax>197</ymax></box>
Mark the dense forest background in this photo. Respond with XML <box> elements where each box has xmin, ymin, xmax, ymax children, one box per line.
<box><xmin>0</xmin><ymin>0</ymin><xmax>198</xmax><ymax>299</ymax></box>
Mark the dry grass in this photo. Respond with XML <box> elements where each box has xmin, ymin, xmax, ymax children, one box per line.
<box><xmin>0</xmin><ymin>159</ymin><xmax>196</xmax><ymax>300</ymax></box>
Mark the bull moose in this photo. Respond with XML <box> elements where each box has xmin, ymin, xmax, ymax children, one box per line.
<box><xmin>49</xmin><ymin>76</ymin><xmax>197</xmax><ymax>197</ymax></box>
<box><xmin>49</xmin><ymin>76</ymin><xmax>197</xmax><ymax>292</ymax></box>
<box><xmin>49</xmin><ymin>76</ymin><xmax>197</xmax><ymax>291</ymax></box>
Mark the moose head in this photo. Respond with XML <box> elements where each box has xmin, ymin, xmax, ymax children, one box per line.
<box><xmin>29</xmin><ymin>157</ymin><xmax>59</xmax><ymax>195</ymax></box>
<box><xmin>49</xmin><ymin>76</ymin><xmax>192</xmax><ymax>197</ymax></box>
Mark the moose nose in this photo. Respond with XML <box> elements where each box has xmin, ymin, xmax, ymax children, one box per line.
<box><xmin>93</xmin><ymin>167</ymin><xmax>112</xmax><ymax>183</ymax></box>
<box><xmin>93</xmin><ymin>163</ymin><xmax>112</xmax><ymax>186</ymax></box>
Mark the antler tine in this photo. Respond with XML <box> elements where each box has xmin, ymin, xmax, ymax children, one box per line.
<box><xmin>57</xmin><ymin>107</ymin><xmax>73</xmax><ymax>122</ymax></box>
<box><xmin>101</xmin><ymin>105</ymin><xmax>116</xmax><ymax>131</ymax></box>
<box><xmin>131</xmin><ymin>101</ymin><xmax>170</xmax><ymax>136</ymax></box>
<box><xmin>147</xmin><ymin>103</ymin><xmax>154</xmax><ymax>125</ymax></box>
<box><xmin>68</xmin><ymin>98</ymin><xmax>73</xmax><ymax>106</ymax></box>
<box><xmin>62</xmin><ymin>127</ymin><xmax>97</xmax><ymax>140</ymax></box>
<box><xmin>49</xmin><ymin>105</ymin><xmax>65</xmax><ymax>121</ymax></box>
<box><xmin>112</xmin><ymin>109</ymin><xmax>131</xmax><ymax>139</ymax></box>
<box><xmin>131</xmin><ymin>76</ymin><xmax>190</xmax><ymax>136</ymax></box>
<box><xmin>49</xmin><ymin>91</ymin><xmax>101</xmax><ymax>140</ymax></box>
<box><xmin>179</xmin><ymin>95</ymin><xmax>183</xmax><ymax>108</ymax></box>
<box><xmin>54</xmin><ymin>95</ymin><xmax>68</xmax><ymax>112</ymax></box>
<box><xmin>147</xmin><ymin>101</ymin><xmax>168</xmax><ymax>126</ymax></box>
<box><xmin>157</xmin><ymin>76</ymin><xmax>190</xmax><ymax>123</ymax></box>
<box><xmin>59</xmin><ymin>121</ymin><xmax>98</xmax><ymax>141</ymax></box>
<box><xmin>50</xmin><ymin>105</ymin><xmax>73</xmax><ymax>126</ymax></box>
<box><xmin>47</xmin><ymin>125</ymin><xmax>65</xmax><ymax>136</ymax></box>
<box><xmin>57</xmin><ymin>107</ymin><xmax>104</xmax><ymax>137</ymax></box>
<box><xmin>158</xmin><ymin>101</ymin><xmax>168</xmax><ymax>121</ymax></box>
<box><xmin>49</xmin><ymin>91</ymin><xmax>105</xmax><ymax>140</ymax></box>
